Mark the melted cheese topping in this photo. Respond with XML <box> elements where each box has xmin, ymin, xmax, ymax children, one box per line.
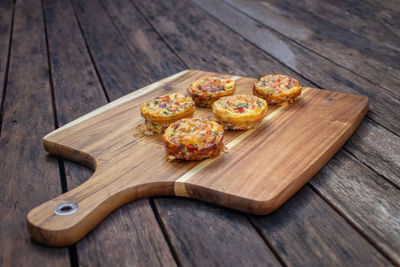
<box><xmin>213</xmin><ymin>95</ymin><xmax>267</xmax><ymax>117</ymax></box>
<box><xmin>140</xmin><ymin>93</ymin><xmax>195</xmax><ymax>119</ymax></box>
<box><xmin>163</xmin><ymin>118</ymin><xmax>224</xmax><ymax>149</ymax></box>
<box><xmin>188</xmin><ymin>77</ymin><xmax>236</xmax><ymax>96</ymax></box>
<box><xmin>254</xmin><ymin>75</ymin><xmax>300</xmax><ymax>95</ymax></box>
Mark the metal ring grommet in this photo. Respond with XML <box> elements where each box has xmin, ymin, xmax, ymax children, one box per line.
<box><xmin>54</xmin><ymin>203</ymin><xmax>78</xmax><ymax>215</ymax></box>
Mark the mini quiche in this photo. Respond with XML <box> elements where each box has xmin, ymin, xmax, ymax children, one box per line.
<box><xmin>162</xmin><ymin>118</ymin><xmax>225</xmax><ymax>161</ymax></box>
<box><xmin>253</xmin><ymin>75</ymin><xmax>302</xmax><ymax>104</ymax></box>
<box><xmin>187</xmin><ymin>77</ymin><xmax>236</xmax><ymax>107</ymax></box>
<box><xmin>140</xmin><ymin>93</ymin><xmax>195</xmax><ymax>133</ymax></box>
<box><xmin>212</xmin><ymin>94</ymin><xmax>268</xmax><ymax>130</ymax></box>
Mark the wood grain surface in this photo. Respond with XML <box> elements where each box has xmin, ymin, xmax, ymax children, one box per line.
<box><xmin>249</xmin><ymin>186</ymin><xmax>390</xmax><ymax>266</ymax></box>
<box><xmin>44</xmin><ymin>0</ymin><xmax>282</xmax><ymax>264</ymax></box>
<box><xmin>72</xmin><ymin>0</ymin><xmax>286</xmax><ymax>264</ymax></box>
<box><xmin>0</xmin><ymin>0</ymin><xmax>70</xmax><ymax>265</ymax></box>
<box><xmin>72</xmin><ymin>0</ymin><xmax>148</xmax><ymax>101</ymax></box>
<box><xmin>224</xmin><ymin>0</ymin><xmax>400</xmax><ymax>97</ymax></box>
<box><xmin>43</xmin><ymin>0</ymin><xmax>177</xmax><ymax>265</ymax></box>
<box><xmin>90</xmin><ymin>0</ymin><xmax>396</xmax><ymax>263</ymax></box>
<box><xmin>126</xmin><ymin>0</ymin><xmax>395</xmax><ymax>264</ymax></box>
<box><xmin>192</xmin><ymin>0</ymin><xmax>400</xmax><ymax>136</ymax></box>
<box><xmin>0</xmin><ymin>0</ymin><xmax>397</xmax><ymax>265</ymax></box>
<box><xmin>186</xmin><ymin>0</ymin><xmax>400</xmax><ymax>262</ymax></box>
<box><xmin>26</xmin><ymin>70</ymin><xmax>368</xmax><ymax>246</ymax></box>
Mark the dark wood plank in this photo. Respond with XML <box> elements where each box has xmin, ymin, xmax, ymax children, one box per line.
<box><xmin>70</xmin><ymin>0</ymin><xmax>283</xmax><ymax>263</ymax></box>
<box><xmin>311</xmin><ymin>149</ymin><xmax>400</xmax><ymax>264</ymax></box>
<box><xmin>0</xmin><ymin>0</ymin><xmax>13</xmax><ymax>105</ymax></box>
<box><xmin>131</xmin><ymin>0</ymin><xmax>314</xmax><ymax>82</ymax></box>
<box><xmin>296</xmin><ymin>0</ymin><xmax>400</xmax><ymax>43</ymax></box>
<box><xmin>250</xmin><ymin>186</ymin><xmax>390</xmax><ymax>266</ymax></box>
<box><xmin>361</xmin><ymin>0</ymin><xmax>400</xmax><ymax>38</ymax></box>
<box><xmin>225</xmin><ymin>0</ymin><xmax>400</xmax><ymax>96</ymax></box>
<box><xmin>43</xmin><ymin>0</ymin><xmax>177</xmax><ymax>265</ymax></box>
<box><xmin>289</xmin><ymin>0</ymin><xmax>400</xmax><ymax>49</ymax></box>
<box><xmin>100</xmin><ymin>0</ymin><xmax>187</xmax><ymax>80</ymax></box>
<box><xmin>0</xmin><ymin>0</ymin><xmax>69</xmax><ymax>265</ymax></box>
<box><xmin>154</xmin><ymin>197</ymin><xmax>281</xmax><ymax>266</ymax></box>
<box><xmin>43</xmin><ymin>0</ymin><xmax>106</xmax><ymax>125</ymax></box>
<box><xmin>133</xmin><ymin>0</ymin><xmax>394</xmax><ymax>264</ymax></box>
<box><xmin>76</xmin><ymin>200</ymin><xmax>177</xmax><ymax>266</ymax></box>
<box><xmin>346</xmin><ymin>118</ymin><xmax>400</xmax><ymax>188</ymax></box>
<box><xmin>72</xmin><ymin>0</ymin><xmax>149</xmax><ymax>100</ymax></box>
<box><xmin>192</xmin><ymin>0</ymin><xmax>400</xmax><ymax>137</ymax></box>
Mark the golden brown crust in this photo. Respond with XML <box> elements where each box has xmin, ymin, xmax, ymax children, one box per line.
<box><xmin>140</xmin><ymin>93</ymin><xmax>195</xmax><ymax>133</ymax></box>
<box><xmin>212</xmin><ymin>95</ymin><xmax>268</xmax><ymax>130</ymax></box>
<box><xmin>162</xmin><ymin>118</ymin><xmax>225</xmax><ymax>160</ymax></box>
<box><xmin>253</xmin><ymin>75</ymin><xmax>302</xmax><ymax>104</ymax></box>
<box><xmin>187</xmin><ymin>77</ymin><xmax>236</xmax><ymax>108</ymax></box>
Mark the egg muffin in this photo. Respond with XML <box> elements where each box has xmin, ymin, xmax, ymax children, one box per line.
<box><xmin>253</xmin><ymin>75</ymin><xmax>302</xmax><ymax>104</ymax></box>
<box><xmin>140</xmin><ymin>93</ymin><xmax>195</xmax><ymax>133</ymax></box>
<box><xmin>187</xmin><ymin>77</ymin><xmax>236</xmax><ymax>107</ymax></box>
<box><xmin>162</xmin><ymin>118</ymin><xmax>225</xmax><ymax>160</ymax></box>
<box><xmin>212</xmin><ymin>95</ymin><xmax>268</xmax><ymax>130</ymax></box>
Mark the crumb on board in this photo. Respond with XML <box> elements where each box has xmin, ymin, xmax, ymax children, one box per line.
<box><xmin>167</xmin><ymin>155</ymin><xmax>176</xmax><ymax>161</ymax></box>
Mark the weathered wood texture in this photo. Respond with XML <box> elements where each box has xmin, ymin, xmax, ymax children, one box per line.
<box><xmin>0</xmin><ymin>0</ymin><xmax>13</xmax><ymax>106</ymax></box>
<box><xmin>99</xmin><ymin>0</ymin><xmax>187</xmax><ymax>80</ymax></box>
<box><xmin>101</xmin><ymin>0</ymin><xmax>312</xmax><ymax>264</ymax></box>
<box><xmin>155</xmin><ymin>197</ymin><xmax>281</xmax><ymax>266</ymax></box>
<box><xmin>346</xmin><ymin>118</ymin><xmax>400</xmax><ymax>188</ymax></box>
<box><xmin>362</xmin><ymin>0</ymin><xmax>400</xmax><ymax>38</ymax></box>
<box><xmin>44</xmin><ymin>0</ymin><xmax>282</xmax><ymax>264</ymax></box>
<box><xmin>132</xmin><ymin>0</ymin><xmax>312</xmax><ymax>82</ymax></box>
<box><xmin>0</xmin><ymin>0</ymin><xmax>69</xmax><ymax>265</ymax></box>
<box><xmin>72</xmin><ymin>0</ymin><xmax>149</xmax><ymax>100</ymax></box>
<box><xmin>106</xmin><ymin>0</ymin><xmax>399</xmax><ymax>263</ymax></box>
<box><xmin>69</xmin><ymin>0</ymin><xmax>283</xmax><ymax>265</ymax></box>
<box><xmin>43</xmin><ymin>0</ymin><xmax>177</xmax><ymax>265</ymax></box>
<box><xmin>135</xmin><ymin>0</ymin><xmax>399</xmax><ymax>262</ymax></box>
<box><xmin>1</xmin><ymin>0</ymin><xmax>398</xmax><ymax>265</ymax></box>
<box><xmin>130</xmin><ymin>0</ymin><xmax>399</xmax><ymax>264</ymax></box>
<box><xmin>250</xmin><ymin>186</ymin><xmax>390</xmax><ymax>266</ymax></box>
<box><xmin>27</xmin><ymin>70</ymin><xmax>368</xmax><ymax>246</ymax></box>
<box><xmin>224</xmin><ymin>0</ymin><xmax>400</xmax><ymax>96</ymax></box>
<box><xmin>190</xmin><ymin>0</ymin><xmax>400</xmax><ymax>262</ymax></box>
<box><xmin>191</xmin><ymin>0</ymin><xmax>400</xmax><ymax>137</ymax></box>
<box><xmin>191</xmin><ymin>0</ymin><xmax>400</xmax><ymax>196</ymax></box>
<box><xmin>310</xmin><ymin>150</ymin><xmax>400</xmax><ymax>264</ymax></box>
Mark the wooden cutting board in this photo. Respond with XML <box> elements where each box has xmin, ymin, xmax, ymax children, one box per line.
<box><xmin>27</xmin><ymin>70</ymin><xmax>369</xmax><ymax>246</ymax></box>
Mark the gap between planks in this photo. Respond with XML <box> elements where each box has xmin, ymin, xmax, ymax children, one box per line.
<box><xmin>0</xmin><ymin>0</ymin><xmax>16</xmax><ymax>138</ymax></box>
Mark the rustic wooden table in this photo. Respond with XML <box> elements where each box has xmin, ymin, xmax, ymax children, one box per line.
<box><xmin>1</xmin><ymin>0</ymin><xmax>399</xmax><ymax>266</ymax></box>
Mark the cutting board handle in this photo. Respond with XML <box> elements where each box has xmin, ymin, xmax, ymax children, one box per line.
<box><xmin>26</xmin><ymin>168</ymin><xmax>173</xmax><ymax>246</ymax></box>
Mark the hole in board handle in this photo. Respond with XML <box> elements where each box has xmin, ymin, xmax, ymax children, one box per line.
<box><xmin>54</xmin><ymin>203</ymin><xmax>78</xmax><ymax>216</ymax></box>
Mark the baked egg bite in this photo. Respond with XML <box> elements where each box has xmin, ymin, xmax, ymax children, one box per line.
<box><xmin>187</xmin><ymin>77</ymin><xmax>236</xmax><ymax>107</ymax></box>
<box><xmin>212</xmin><ymin>94</ymin><xmax>268</xmax><ymax>130</ymax></box>
<box><xmin>140</xmin><ymin>93</ymin><xmax>195</xmax><ymax>133</ymax></box>
<box><xmin>162</xmin><ymin>118</ymin><xmax>225</xmax><ymax>161</ymax></box>
<box><xmin>253</xmin><ymin>75</ymin><xmax>302</xmax><ymax>104</ymax></box>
